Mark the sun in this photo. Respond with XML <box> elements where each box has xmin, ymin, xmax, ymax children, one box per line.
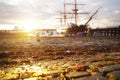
<box><xmin>21</xmin><ymin>20</ymin><xmax>37</xmax><ymax>32</ymax></box>
<box><xmin>24</xmin><ymin>23</ymin><xmax>35</xmax><ymax>32</ymax></box>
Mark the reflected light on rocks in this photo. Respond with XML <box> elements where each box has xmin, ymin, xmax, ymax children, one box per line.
<box><xmin>28</xmin><ymin>65</ymin><xmax>42</xmax><ymax>73</ymax></box>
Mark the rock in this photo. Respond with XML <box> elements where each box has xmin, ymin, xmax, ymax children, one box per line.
<box><xmin>65</xmin><ymin>71</ymin><xmax>90</xmax><ymax>79</ymax></box>
<box><xmin>92</xmin><ymin>72</ymin><xmax>108</xmax><ymax>80</ymax></box>
<box><xmin>99</xmin><ymin>64</ymin><xmax>120</xmax><ymax>75</ymax></box>
<box><xmin>61</xmin><ymin>63</ymin><xmax>70</xmax><ymax>68</ymax></box>
<box><xmin>74</xmin><ymin>76</ymin><xmax>97</xmax><ymax>80</ymax></box>
<box><xmin>24</xmin><ymin>77</ymin><xmax>38</xmax><ymax>80</ymax></box>
<box><xmin>66</xmin><ymin>50</ymin><xmax>71</xmax><ymax>54</ymax></box>
<box><xmin>58</xmin><ymin>74</ymin><xmax>66</xmax><ymax>80</ymax></box>
<box><xmin>0</xmin><ymin>70</ymin><xmax>4</xmax><ymax>78</ymax></box>
<box><xmin>68</xmin><ymin>65</ymin><xmax>78</xmax><ymax>70</ymax></box>
<box><xmin>107</xmin><ymin>70</ymin><xmax>120</xmax><ymax>80</ymax></box>
<box><xmin>75</xmin><ymin>76</ymin><xmax>108</xmax><ymax>80</ymax></box>
<box><xmin>91</xmin><ymin>61</ymin><xmax>114</xmax><ymax>67</ymax></box>
<box><xmin>44</xmin><ymin>71</ymin><xmax>60</xmax><ymax>77</ymax></box>
<box><xmin>4</xmin><ymin>51</ymin><xmax>10</xmax><ymax>54</ymax></box>
<box><xmin>51</xmin><ymin>71</ymin><xmax>60</xmax><ymax>77</ymax></box>
<box><xmin>72</xmin><ymin>65</ymin><xmax>87</xmax><ymax>72</ymax></box>
<box><xmin>75</xmin><ymin>72</ymin><xmax>108</xmax><ymax>80</ymax></box>
<box><xmin>88</xmin><ymin>61</ymin><xmax>115</xmax><ymax>72</ymax></box>
<box><xmin>20</xmin><ymin>72</ymin><xmax>34</xmax><ymax>79</ymax></box>
<box><xmin>1</xmin><ymin>73</ymin><xmax>19</xmax><ymax>80</ymax></box>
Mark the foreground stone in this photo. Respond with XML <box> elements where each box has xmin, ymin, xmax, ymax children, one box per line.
<box><xmin>0</xmin><ymin>73</ymin><xmax>19</xmax><ymax>80</ymax></box>
<box><xmin>75</xmin><ymin>76</ymin><xmax>108</xmax><ymax>80</ymax></box>
<box><xmin>65</xmin><ymin>71</ymin><xmax>90</xmax><ymax>79</ymax></box>
<box><xmin>75</xmin><ymin>72</ymin><xmax>108</xmax><ymax>80</ymax></box>
<box><xmin>99</xmin><ymin>64</ymin><xmax>120</xmax><ymax>75</ymax></box>
<box><xmin>107</xmin><ymin>70</ymin><xmax>120</xmax><ymax>80</ymax></box>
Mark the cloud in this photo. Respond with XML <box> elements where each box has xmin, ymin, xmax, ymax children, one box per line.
<box><xmin>113</xmin><ymin>10</ymin><xmax>120</xmax><ymax>14</ymax></box>
<box><xmin>0</xmin><ymin>0</ymin><xmax>119</xmax><ymax>29</ymax></box>
<box><xmin>90</xmin><ymin>2</ymin><xmax>102</xmax><ymax>7</ymax></box>
<box><xmin>90</xmin><ymin>18</ymin><xmax>119</xmax><ymax>28</ymax></box>
<box><xmin>0</xmin><ymin>0</ymin><xmax>63</xmax><ymax>24</ymax></box>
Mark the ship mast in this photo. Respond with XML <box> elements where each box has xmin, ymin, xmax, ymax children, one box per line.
<box><xmin>56</xmin><ymin>0</ymin><xmax>68</xmax><ymax>26</ymax></box>
<box><xmin>64</xmin><ymin>0</ymin><xmax>67</xmax><ymax>26</ymax></box>
<box><xmin>57</xmin><ymin>0</ymin><xmax>89</xmax><ymax>27</ymax></box>
<box><xmin>74</xmin><ymin>0</ymin><xmax>77</xmax><ymax>24</ymax></box>
<box><xmin>64</xmin><ymin>0</ymin><xmax>89</xmax><ymax>25</ymax></box>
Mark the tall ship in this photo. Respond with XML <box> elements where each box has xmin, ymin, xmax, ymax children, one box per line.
<box><xmin>57</xmin><ymin>0</ymin><xmax>101</xmax><ymax>36</ymax></box>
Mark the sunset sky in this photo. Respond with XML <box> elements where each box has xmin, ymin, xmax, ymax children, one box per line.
<box><xmin>0</xmin><ymin>0</ymin><xmax>120</xmax><ymax>30</ymax></box>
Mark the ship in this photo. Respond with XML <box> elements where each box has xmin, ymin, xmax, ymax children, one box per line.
<box><xmin>57</xmin><ymin>0</ymin><xmax>101</xmax><ymax>36</ymax></box>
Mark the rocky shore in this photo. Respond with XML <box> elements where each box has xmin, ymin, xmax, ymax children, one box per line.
<box><xmin>0</xmin><ymin>36</ymin><xmax>120</xmax><ymax>80</ymax></box>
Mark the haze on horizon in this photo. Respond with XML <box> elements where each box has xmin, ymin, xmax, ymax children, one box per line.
<box><xmin>0</xmin><ymin>0</ymin><xmax>120</xmax><ymax>30</ymax></box>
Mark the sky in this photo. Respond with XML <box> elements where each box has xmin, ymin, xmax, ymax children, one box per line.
<box><xmin>0</xmin><ymin>0</ymin><xmax>120</xmax><ymax>30</ymax></box>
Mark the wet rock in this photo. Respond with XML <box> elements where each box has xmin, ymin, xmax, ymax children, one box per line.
<box><xmin>65</xmin><ymin>71</ymin><xmax>90</xmax><ymax>79</ymax></box>
<box><xmin>92</xmin><ymin>72</ymin><xmax>108</xmax><ymax>80</ymax></box>
<box><xmin>107</xmin><ymin>70</ymin><xmax>120</xmax><ymax>80</ymax></box>
<box><xmin>99</xmin><ymin>64</ymin><xmax>120</xmax><ymax>76</ymax></box>
<box><xmin>90</xmin><ymin>61</ymin><xmax>115</xmax><ymax>69</ymax></box>
<box><xmin>24</xmin><ymin>77</ymin><xmax>38</xmax><ymax>80</ymax></box>
<box><xmin>72</xmin><ymin>65</ymin><xmax>88</xmax><ymax>72</ymax></box>
<box><xmin>1</xmin><ymin>73</ymin><xmax>19</xmax><ymax>80</ymax></box>
<box><xmin>68</xmin><ymin>65</ymin><xmax>78</xmax><ymax>70</ymax></box>
<box><xmin>4</xmin><ymin>51</ymin><xmax>10</xmax><ymax>54</ymax></box>
<box><xmin>42</xmin><ymin>70</ymin><xmax>61</xmax><ymax>78</ymax></box>
<box><xmin>61</xmin><ymin>63</ymin><xmax>70</xmax><ymax>68</ymax></box>
<box><xmin>49</xmin><ymin>71</ymin><xmax>61</xmax><ymax>77</ymax></box>
<box><xmin>66</xmin><ymin>50</ymin><xmax>71</xmax><ymax>54</ymax></box>
<box><xmin>75</xmin><ymin>72</ymin><xmax>108</xmax><ymax>80</ymax></box>
<box><xmin>20</xmin><ymin>72</ymin><xmax>34</xmax><ymax>79</ymax></box>
<box><xmin>0</xmin><ymin>70</ymin><xmax>4</xmax><ymax>78</ymax></box>
<box><xmin>74</xmin><ymin>76</ymin><xmax>98</xmax><ymax>80</ymax></box>
<box><xmin>75</xmin><ymin>76</ymin><xmax>108</xmax><ymax>80</ymax></box>
<box><xmin>0</xmin><ymin>52</ymin><xmax>9</xmax><ymax>58</ymax></box>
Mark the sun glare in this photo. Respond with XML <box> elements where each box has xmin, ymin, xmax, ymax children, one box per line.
<box><xmin>24</xmin><ymin>23</ymin><xmax>35</xmax><ymax>32</ymax></box>
<box><xmin>24</xmin><ymin>25</ymin><xmax>34</xmax><ymax>32</ymax></box>
<box><xmin>20</xmin><ymin>20</ymin><xmax>37</xmax><ymax>32</ymax></box>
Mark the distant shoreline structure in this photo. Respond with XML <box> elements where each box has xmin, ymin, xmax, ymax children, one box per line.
<box><xmin>0</xmin><ymin>26</ymin><xmax>120</xmax><ymax>37</ymax></box>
